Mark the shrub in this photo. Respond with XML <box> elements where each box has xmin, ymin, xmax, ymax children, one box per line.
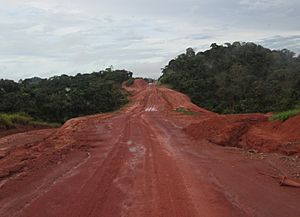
<box><xmin>0</xmin><ymin>113</ymin><xmax>59</xmax><ymax>129</ymax></box>
<box><xmin>0</xmin><ymin>114</ymin><xmax>13</xmax><ymax>129</ymax></box>
<box><xmin>9</xmin><ymin>113</ymin><xmax>32</xmax><ymax>125</ymax></box>
<box><xmin>175</xmin><ymin>107</ymin><xmax>195</xmax><ymax>115</ymax></box>
<box><xmin>269</xmin><ymin>109</ymin><xmax>300</xmax><ymax>121</ymax></box>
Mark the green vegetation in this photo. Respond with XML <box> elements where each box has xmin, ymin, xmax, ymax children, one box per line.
<box><xmin>159</xmin><ymin>42</ymin><xmax>300</xmax><ymax>114</ymax></box>
<box><xmin>156</xmin><ymin>81</ymin><xmax>173</xmax><ymax>89</ymax></box>
<box><xmin>0</xmin><ymin>69</ymin><xmax>132</xmax><ymax>123</ymax></box>
<box><xmin>0</xmin><ymin>113</ymin><xmax>17</xmax><ymax>129</ymax></box>
<box><xmin>0</xmin><ymin>113</ymin><xmax>57</xmax><ymax>129</ymax></box>
<box><xmin>269</xmin><ymin>109</ymin><xmax>300</xmax><ymax>121</ymax></box>
<box><xmin>126</xmin><ymin>77</ymin><xmax>134</xmax><ymax>86</ymax></box>
<box><xmin>175</xmin><ymin>107</ymin><xmax>195</xmax><ymax>115</ymax></box>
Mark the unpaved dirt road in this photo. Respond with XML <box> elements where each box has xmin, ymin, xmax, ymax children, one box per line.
<box><xmin>0</xmin><ymin>80</ymin><xmax>300</xmax><ymax>217</ymax></box>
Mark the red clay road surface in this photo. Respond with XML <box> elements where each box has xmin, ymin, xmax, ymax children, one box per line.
<box><xmin>0</xmin><ymin>80</ymin><xmax>300</xmax><ymax>217</ymax></box>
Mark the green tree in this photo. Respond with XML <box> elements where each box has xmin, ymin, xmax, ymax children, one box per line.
<box><xmin>159</xmin><ymin>42</ymin><xmax>300</xmax><ymax>114</ymax></box>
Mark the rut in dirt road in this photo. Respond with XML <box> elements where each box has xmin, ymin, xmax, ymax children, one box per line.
<box><xmin>1</xmin><ymin>80</ymin><xmax>300</xmax><ymax>217</ymax></box>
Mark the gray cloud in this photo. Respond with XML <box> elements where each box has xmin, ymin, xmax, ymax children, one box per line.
<box><xmin>0</xmin><ymin>0</ymin><xmax>299</xmax><ymax>80</ymax></box>
<box><xmin>258</xmin><ymin>35</ymin><xmax>300</xmax><ymax>54</ymax></box>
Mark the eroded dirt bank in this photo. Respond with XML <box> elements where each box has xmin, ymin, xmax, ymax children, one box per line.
<box><xmin>184</xmin><ymin>113</ymin><xmax>300</xmax><ymax>156</ymax></box>
<box><xmin>0</xmin><ymin>79</ymin><xmax>299</xmax><ymax>217</ymax></box>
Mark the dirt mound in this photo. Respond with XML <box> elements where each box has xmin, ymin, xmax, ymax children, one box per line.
<box><xmin>184</xmin><ymin>114</ymin><xmax>267</xmax><ymax>147</ymax></box>
<box><xmin>132</xmin><ymin>79</ymin><xmax>148</xmax><ymax>89</ymax></box>
<box><xmin>272</xmin><ymin>115</ymin><xmax>300</xmax><ymax>140</ymax></box>
<box><xmin>0</xmin><ymin>129</ymin><xmax>57</xmax><ymax>180</ymax></box>
<box><xmin>0</xmin><ymin>126</ymin><xmax>51</xmax><ymax>139</ymax></box>
<box><xmin>184</xmin><ymin>114</ymin><xmax>300</xmax><ymax>156</ymax></box>
<box><xmin>158</xmin><ymin>87</ymin><xmax>215</xmax><ymax>115</ymax></box>
<box><xmin>0</xmin><ymin>113</ymin><xmax>111</xmax><ymax>185</ymax></box>
<box><xmin>242</xmin><ymin>115</ymin><xmax>300</xmax><ymax>155</ymax></box>
<box><xmin>123</xmin><ymin>79</ymin><xmax>148</xmax><ymax>94</ymax></box>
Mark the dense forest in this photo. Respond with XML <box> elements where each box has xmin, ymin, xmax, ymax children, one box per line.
<box><xmin>159</xmin><ymin>42</ymin><xmax>300</xmax><ymax>114</ymax></box>
<box><xmin>0</xmin><ymin>69</ymin><xmax>132</xmax><ymax>123</ymax></box>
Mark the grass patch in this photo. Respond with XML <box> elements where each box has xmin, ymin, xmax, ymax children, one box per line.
<box><xmin>9</xmin><ymin>113</ymin><xmax>32</xmax><ymax>125</ymax></box>
<box><xmin>269</xmin><ymin>108</ymin><xmax>300</xmax><ymax>121</ymax></box>
<box><xmin>0</xmin><ymin>113</ymin><xmax>60</xmax><ymax>129</ymax></box>
<box><xmin>175</xmin><ymin>107</ymin><xmax>196</xmax><ymax>115</ymax></box>
<box><xmin>0</xmin><ymin>114</ymin><xmax>13</xmax><ymax>129</ymax></box>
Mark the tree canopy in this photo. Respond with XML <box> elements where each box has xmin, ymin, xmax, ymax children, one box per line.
<box><xmin>159</xmin><ymin>42</ymin><xmax>300</xmax><ymax>114</ymax></box>
<box><xmin>0</xmin><ymin>69</ymin><xmax>132</xmax><ymax>123</ymax></box>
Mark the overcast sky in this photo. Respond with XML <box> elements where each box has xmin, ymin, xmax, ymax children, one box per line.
<box><xmin>0</xmin><ymin>0</ymin><xmax>299</xmax><ymax>80</ymax></box>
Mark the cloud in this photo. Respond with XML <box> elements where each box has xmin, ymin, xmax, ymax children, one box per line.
<box><xmin>0</xmin><ymin>0</ymin><xmax>299</xmax><ymax>80</ymax></box>
<box><xmin>258</xmin><ymin>35</ymin><xmax>300</xmax><ymax>54</ymax></box>
<box><xmin>239</xmin><ymin>0</ymin><xmax>289</xmax><ymax>9</ymax></box>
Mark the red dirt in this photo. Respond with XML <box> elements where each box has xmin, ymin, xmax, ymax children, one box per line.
<box><xmin>185</xmin><ymin>113</ymin><xmax>300</xmax><ymax>156</ymax></box>
<box><xmin>0</xmin><ymin>79</ymin><xmax>300</xmax><ymax>217</ymax></box>
<box><xmin>0</xmin><ymin>126</ymin><xmax>53</xmax><ymax>139</ymax></box>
